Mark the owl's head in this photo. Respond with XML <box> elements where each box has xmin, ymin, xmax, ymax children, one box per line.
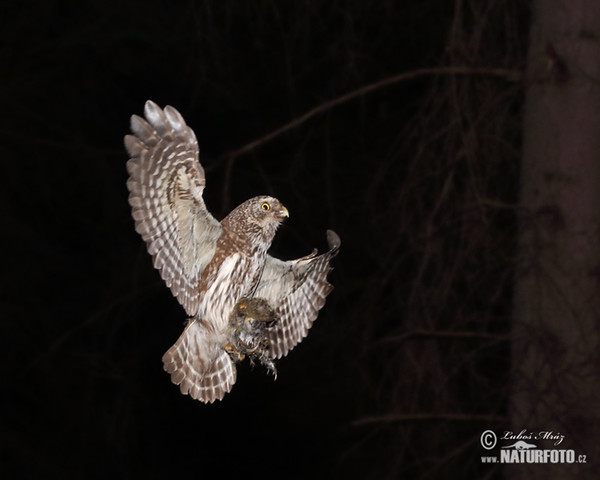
<box><xmin>247</xmin><ymin>195</ymin><xmax>289</xmax><ymax>226</ymax></box>
<box><xmin>222</xmin><ymin>195</ymin><xmax>289</xmax><ymax>244</ymax></box>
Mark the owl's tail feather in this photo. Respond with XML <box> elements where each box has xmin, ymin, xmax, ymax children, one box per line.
<box><xmin>162</xmin><ymin>320</ymin><xmax>237</xmax><ymax>403</ymax></box>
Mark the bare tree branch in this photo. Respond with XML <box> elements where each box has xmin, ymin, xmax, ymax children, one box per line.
<box><xmin>353</xmin><ymin>413</ymin><xmax>507</xmax><ymax>427</ymax></box>
<box><xmin>380</xmin><ymin>329</ymin><xmax>510</xmax><ymax>345</ymax></box>
<box><xmin>221</xmin><ymin>66</ymin><xmax>522</xmax><ymax>161</ymax></box>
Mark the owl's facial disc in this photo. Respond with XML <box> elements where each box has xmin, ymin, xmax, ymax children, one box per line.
<box><xmin>257</xmin><ymin>197</ymin><xmax>289</xmax><ymax>223</ymax></box>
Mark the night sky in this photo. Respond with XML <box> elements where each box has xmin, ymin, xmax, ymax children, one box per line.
<box><xmin>1</xmin><ymin>1</ymin><xmax>526</xmax><ymax>479</ymax></box>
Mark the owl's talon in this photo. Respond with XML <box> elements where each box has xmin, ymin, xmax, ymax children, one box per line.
<box><xmin>226</xmin><ymin>297</ymin><xmax>279</xmax><ymax>376</ymax></box>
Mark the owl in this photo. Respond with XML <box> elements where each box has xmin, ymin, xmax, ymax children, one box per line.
<box><xmin>125</xmin><ymin>101</ymin><xmax>340</xmax><ymax>403</ymax></box>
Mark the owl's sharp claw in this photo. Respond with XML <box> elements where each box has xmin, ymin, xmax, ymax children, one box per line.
<box><xmin>226</xmin><ymin>297</ymin><xmax>279</xmax><ymax>376</ymax></box>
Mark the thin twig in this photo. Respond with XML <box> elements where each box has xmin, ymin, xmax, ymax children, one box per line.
<box><xmin>380</xmin><ymin>329</ymin><xmax>510</xmax><ymax>345</ymax></box>
<box><xmin>352</xmin><ymin>413</ymin><xmax>507</xmax><ymax>427</ymax></box>
<box><xmin>220</xmin><ymin>66</ymin><xmax>522</xmax><ymax>161</ymax></box>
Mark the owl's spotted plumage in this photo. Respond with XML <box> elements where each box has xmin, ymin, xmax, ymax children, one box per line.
<box><xmin>125</xmin><ymin>101</ymin><xmax>340</xmax><ymax>403</ymax></box>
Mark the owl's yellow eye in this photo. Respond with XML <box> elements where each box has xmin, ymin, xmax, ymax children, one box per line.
<box><xmin>261</xmin><ymin>202</ymin><xmax>271</xmax><ymax>211</ymax></box>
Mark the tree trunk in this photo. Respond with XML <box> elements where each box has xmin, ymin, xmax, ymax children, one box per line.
<box><xmin>511</xmin><ymin>1</ymin><xmax>600</xmax><ymax>478</ymax></box>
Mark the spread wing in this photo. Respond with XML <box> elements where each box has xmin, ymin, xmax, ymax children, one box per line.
<box><xmin>254</xmin><ymin>230</ymin><xmax>340</xmax><ymax>358</ymax></box>
<box><xmin>125</xmin><ymin>100</ymin><xmax>222</xmax><ymax>316</ymax></box>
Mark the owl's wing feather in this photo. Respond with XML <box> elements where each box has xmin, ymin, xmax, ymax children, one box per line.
<box><xmin>125</xmin><ymin>100</ymin><xmax>222</xmax><ymax>316</ymax></box>
<box><xmin>255</xmin><ymin>230</ymin><xmax>340</xmax><ymax>359</ymax></box>
<box><xmin>162</xmin><ymin>320</ymin><xmax>236</xmax><ymax>403</ymax></box>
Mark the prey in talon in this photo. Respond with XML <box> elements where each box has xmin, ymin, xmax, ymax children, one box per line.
<box><xmin>226</xmin><ymin>297</ymin><xmax>278</xmax><ymax>378</ymax></box>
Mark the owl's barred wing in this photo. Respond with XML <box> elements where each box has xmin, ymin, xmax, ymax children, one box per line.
<box><xmin>162</xmin><ymin>321</ymin><xmax>236</xmax><ymax>403</ymax></box>
<box><xmin>125</xmin><ymin>100</ymin><xmax>222</xmax><ymax>316</ymax></box>
<box><xmin>255</xmin><ymin>230</ymin><xmax>340</xmax><ymax>359</ymax></box>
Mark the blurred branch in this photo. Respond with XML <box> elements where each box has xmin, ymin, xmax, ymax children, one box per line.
<box><xmin>221</xmin><ymin>66</ymin><xmax>522</xmax><ymax>161</ymax></box>
<box><xmin>353</xmin><ymin>413</ymin><xmax>507</xmax><ymax>427</ymax></box>
<box><xmin>380</xmin><ymin>329</ymin><xmax>510</xmax><ymax>345</ymax></box>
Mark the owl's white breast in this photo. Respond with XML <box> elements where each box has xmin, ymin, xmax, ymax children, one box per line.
<box><xmin>199</xmin><ymin>251</ymin><xmax>266</xmax><ymax>332</ymax></box>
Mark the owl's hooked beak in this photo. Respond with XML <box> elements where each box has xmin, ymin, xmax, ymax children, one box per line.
<box><xmin>278</xmin><ymin>206</ymin><xmax>289</xmax><ymax>219</ymax></box>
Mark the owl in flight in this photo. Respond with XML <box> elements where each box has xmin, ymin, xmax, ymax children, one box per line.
<box><xmin>125</xmin><ymin>101</ymin><xmax>340</xmax><ymax>403</ymax></box>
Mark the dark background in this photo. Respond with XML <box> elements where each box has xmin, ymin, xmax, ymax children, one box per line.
<box><xmin>1</xmin><ymin>1</ymin><xmax>527</xmax><ymax>479</ymax></box>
